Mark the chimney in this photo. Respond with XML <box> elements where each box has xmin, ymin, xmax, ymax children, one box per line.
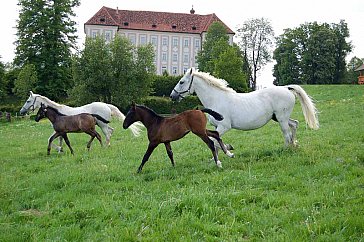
<box><xmin>190</xmin><ymin>5</ymin><xmax>195</xmax><ymax>14</ymax></box>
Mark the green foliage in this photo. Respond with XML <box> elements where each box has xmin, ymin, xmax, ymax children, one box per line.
<box><xmin>0</xmin><ymin>58</ymin><xmax>5</xmax><ymax>100</ymax></box>
<box><xmin>236</xmin><ymin>18</ymin><xmax>274</xmax><ymax>90</ymax></box>
<box><xmin>142</xmin><ymin>96</ymin><xmax>201</xmax><ymax>114</ymax></box>
<box><xmin>197</xmin><ymin>22</ymin><xmax>249</xmax><ymax>92</ymax></box>
<box><xmin>197</xmin><ymin>22</ymin><xmax>229</xmax><ymax>73</ymax></box>
<box><xmin>71</xmin><ymin>35</ymin><xmax>155</xmax><ymax>110</ymax></box>
<box><xmin>14</xmin><ymin>64</ymin><xmax>38</xmax><ymax>99</ymax></box>
<box><xmin>214</xmin><ymin>45</ymin><xmax>248</xmax><ymax>92</ymax></box>
<box><xmin>14</xmin><ymin>0</ymin><xmax>80</xmax><ymax>100</ymax></box>
<box><xmin>273</xmin><ymin>21</ymin><xmax>352</xmax><ymax>85</ymax></box>
<box><xmin>152</xmin><ymin>74</ymin><xmax>182</xmax><ymax>97</ymax></box>
<box><xmin>0</xmin><ymin>85</ymin><xmax>363</xmax><ymax>240</ymax></box>
<box><xmin>346</xmin><ymin>56</ymin><xmax>364</xmax><ymax>84</ymax></box>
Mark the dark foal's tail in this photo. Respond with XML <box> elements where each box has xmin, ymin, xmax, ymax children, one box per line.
<box><xmin>201</xmin><ymin>109</ymin><xmax>224</xmax><ymax>121</ymax></box>
<box><xmin>91</xmin><ymin>114</ymin><xmax>110</xmax><ymax>124</ymax></box>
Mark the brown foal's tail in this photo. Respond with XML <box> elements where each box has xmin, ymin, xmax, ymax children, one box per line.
<box><xmin>201</xmin><ymin>109</ymin><xmax>224</xmax><ymax>121</ymax></box>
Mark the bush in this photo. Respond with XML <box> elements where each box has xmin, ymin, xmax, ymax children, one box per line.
<box><xmin>151</xmin><ymin>74</ymin><xmax>182</xmax><ymax>97</ymax></box>
<box><xmin>141</xmin><ymin>96</ymin><xmax>201</xmax><ymax>114</ymax></box>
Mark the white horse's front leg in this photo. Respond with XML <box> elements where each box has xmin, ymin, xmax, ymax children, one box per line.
<box><xmin>49</xmin><ymin>131</ymin><xmax>63</xmax><ymax>153</ymax></box>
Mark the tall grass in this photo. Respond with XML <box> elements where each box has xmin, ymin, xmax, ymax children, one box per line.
<box><xmin>0</xmin><ymin>85</ymin><xmax>363</xmax><ymax>241</ymax></box>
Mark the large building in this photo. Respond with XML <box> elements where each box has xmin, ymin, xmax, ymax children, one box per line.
<box><xmin>84</xmin><ymin>6</ymin><xmax>234</xmax><ymax>75</ymax></box>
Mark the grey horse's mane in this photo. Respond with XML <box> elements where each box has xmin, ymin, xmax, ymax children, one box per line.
<box><xmin>192</xmin><ymin>70</ymin><xmax>236</xmax><ymax>93</ymax></box>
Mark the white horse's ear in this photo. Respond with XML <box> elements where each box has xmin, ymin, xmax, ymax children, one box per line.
<box><xmin>29</xmin><ymin>91</ymin><xmax>34</xmax><ymax>96</ymax></box>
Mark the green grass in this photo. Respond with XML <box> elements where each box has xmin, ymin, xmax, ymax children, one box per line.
<box><xmin>0</xmin><ymin>85</ymin><xmax>363</xmax><ymax>241</ymax></box>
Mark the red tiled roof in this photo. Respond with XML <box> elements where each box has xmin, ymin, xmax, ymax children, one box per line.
<box><xmin>85</xmin><ymin>6</ymin><xmax>234</xmax><ymax>35</ymax></box>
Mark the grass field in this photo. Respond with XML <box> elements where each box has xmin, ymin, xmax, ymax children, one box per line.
<box><xmin>0</xmin><ymin>85</ymin><xmax>363</xmax><ymax>241</ymax></box>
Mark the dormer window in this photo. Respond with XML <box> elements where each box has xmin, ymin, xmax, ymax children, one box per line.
<box><xmin>152</xmin><ymin>24</ymin><xmax>157</xmax><ymax>28</ymax></box>
<box><xmin>100</xmin><ymin>17</ymin><xmax>105</xmax><ymax>22</ymax></box>
<box><xmin>123</xmin><ymin>22</ymin><xmax>129</xmax><ymax>26</ymax></box>
<box><xmin>192</xmin><ymin>26</ymin><xmax>197</xmax><ymax>30</ymax></box>
<box><xmin>172</xmin><ymin>25</ymin><xmax>177</xmax><ymax>29</ymax></box>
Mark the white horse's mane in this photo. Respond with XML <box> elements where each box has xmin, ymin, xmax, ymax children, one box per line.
<box><xmin>192</xmin><ymin>70</ymin><xmax>236</xmax><ymax>93</ymax></box>
<box><xmin>35</xmin><ymin>94</ymin><xmax>66</xmax><ymax>108</ymax></box>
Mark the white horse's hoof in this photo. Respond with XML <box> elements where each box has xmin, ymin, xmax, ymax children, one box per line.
<box><xmin>226</xmin><ymin>151</ymin><xmax>235</xmax><ymax>158</ymax></box>
<box><xmin>216</xmin><ymin>160</ymin><xmax>222</xmax><ymax>168</ymax></box>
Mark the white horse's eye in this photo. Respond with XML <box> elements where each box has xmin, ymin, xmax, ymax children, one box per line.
<box><xmin>180</xmin><ymin>81</ymin><xmax>184</xmax><ymax>85</ymax></box>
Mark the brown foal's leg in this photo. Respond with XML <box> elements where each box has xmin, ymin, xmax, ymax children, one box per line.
<box><xmin>194</xmin><ymin>132</ymin><xmax>222</xmax><ymax>168</ymax></box>
<box><xmin>164</xmin><ymin>142</ymin><xmax>175</xmax><ymax>167</ymax></box>
<box><xmin>138</xmin><ymin>143</ymin><xmax>158</xmax><ymax>173</ymax></box>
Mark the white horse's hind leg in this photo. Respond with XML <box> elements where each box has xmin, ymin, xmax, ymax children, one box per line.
<box><xmin>279</xmin><ymin>121</ymin><xmax>294</xmax><ymax>146</ymax></box>
<box><xmin>97</xmin><ymin>121</ymin><xmax>111</xmax><ymax>146</ymax></box>
<box><xmin>289</xmin><ymin>119</ymin><xmax>299</xmax><ymax>146</ymax></box>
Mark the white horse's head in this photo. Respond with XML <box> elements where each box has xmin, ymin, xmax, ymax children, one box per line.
<box><xmin>19</xmin><ymin>91</ymin><xmax>41</xmax><ymax>115</ymax></box>
<box><xmin>170</xmin><ymin>67</ymin><xmax>196</xmax><ymax>102</ymax></box>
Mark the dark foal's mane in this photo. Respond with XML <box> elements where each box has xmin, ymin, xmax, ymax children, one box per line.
<box><xmin>46</xmin><ymin>106</ymin><xmax>66</xmax><ymax>116</ymax></box>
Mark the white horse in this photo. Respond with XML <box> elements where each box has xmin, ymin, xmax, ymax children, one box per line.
<box><xmin>20</xmin><ymin>91</ymin><xmax>143</xmax><ymax>150</ymax></box>
<box><xmin>170</xmin><ymin>68</ymin><xmax>319</xmax><ymax>155</ymax></box>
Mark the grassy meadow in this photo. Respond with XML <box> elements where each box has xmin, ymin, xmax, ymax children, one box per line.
<box><xmin>0</xmin><ymin>85</ymin><xmax>363</xmax><ymax>241</ymax></box>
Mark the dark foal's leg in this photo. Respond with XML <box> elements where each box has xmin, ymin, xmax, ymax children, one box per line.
<box><xmin>94</xmin><ymin>130</ymin><xmax>103</xmax><ymax>146</ymax></box>
<box><xmin>138</xmin><ymin>143</ymin><xmax>158</xmax><ymax>173</ymax></box>
<box><xmin>62</xmin><ymin>133</ymin><xmax>74</xmax><ymax>155</ymax></box>
<box><xmin>195</xmin><ymin>132</ymin><xmax>222</xmax><ymax>168</ymax></box>
<box><xmin>206</xmin><ymin>130</ymin><xmax>229</xmax><ymax>155</ymax></box>
<box><xmin>207</xmin><ymin>130</ymin><xmax>234</xmax><ymax>158</ymax></box>
<box><xmin>164</xmin><ymin>142</ymin><xmax>174</xmax><ymax>167</ymax></box>
<box><xmin>48</xmin><ymin>132</ymin><xmax>61</xmax><ymax>155</ymax></box>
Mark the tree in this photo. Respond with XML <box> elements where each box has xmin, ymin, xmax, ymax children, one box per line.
<box><xmin>0</xmin><ymin>58</ymin><xmax>6</xmax><ymax>100</ymax></box>
<box><xmin>273</xmin><ymin>21</ymin><xmax>352</xmax><ymax>85</ymax></box>
<box><xmin>197</xmin><ymin>21</ymin><xmax>229</xmax><ymax>74</ymax></box>
<box><xmin>14</xmin><ymin>64</ymin><xmax>38</xmax><ymax>98</ymax></box>
<box><xmin>236</xmin><ymin>18</ymin><xmax>274</xmax><ymax>90</ymax></box>
<box><xmin>14</xmin><ymin>0</ymin><xmax>80</xmax><ymax>100</ymax></box>
<box><xmin>214</xmin><ymin>44</ymin><xmax>248</xmax><ymax>92</ymax></box>
<box><xmin>197</xmin><ymin>21</ymin><xmax>249</xmax><ymax>92</ymax></box>
<box><xmin>72</xmin><ymin>35</ymin><xmax>155</xmax><ymax>109</ymax></box>
<box><xmin>346</xmin><ymin>56</ymin><xmax>364</xmax><ymax>84</ymax></box>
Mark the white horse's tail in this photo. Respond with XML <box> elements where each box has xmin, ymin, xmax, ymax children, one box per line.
<box><xmin>287</xmin><ymin>85</ymin><xmax>319</xmax><ymax>130</ymax></box>
<box><xmin>107</xmin><ymin>104</ymin><xmax>144</xmax><ymax>136</ymax></box>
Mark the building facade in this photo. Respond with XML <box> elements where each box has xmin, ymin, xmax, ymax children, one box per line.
<box><xmin>84</xmin><ymin>6</ymin><xmax>234</xmax><ymax>75</ymax></box>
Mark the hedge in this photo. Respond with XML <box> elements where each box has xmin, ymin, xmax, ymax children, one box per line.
<box><xmin>141</xmin><ymin>96</ymin><xmax>202</xmax><ymax>114</ymax></box>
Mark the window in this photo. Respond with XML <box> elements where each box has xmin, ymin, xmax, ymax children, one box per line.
<box><xmin>172</xmin><ymin>53</ymin><xmax>178</xmax><ymax>62</ymax></box>
<box><xmin>139</xmin><ymin>35</ymin><xmax>147</xmax><ymax>45</ymax></box>
<box><xmin>105</xmin><ymin>31</ymin><xmax>112</xmax><ymax>42</ymax></box>
<box><xmin>151</xmin><ymin>36</ymin><xmax>158</xmax><ymax>46</ymax></box>
<box><xmin>183</xmin><ymin>67</ymin><xmax>189</xmax><ymax>74</ymax></box>
<box><xmin>183</xmin><ymin>38</ymin><xmax>189</xmax><ymax>47</ymax></box>
<box><xmin>162</xmin><ymin>37</ymin><xmax>168</xmax><ymax>46</ymax></box>
<box><xmin>195</xmin><ymin>39</ymin><xmax>200</xmax><ymax>48</ymax></box>
<box><xmin>162</xmin><ymin>66</ymin><xmax>168</xmax><ymax>74</ymax></box>
<box><xmin>172</xmin><ymin>37</ymin><xmax>178</xmax><ymax>47</ymax></box>
<box><xmin>162</xmin><ymin>52</ymin><xmax>167</xmax><ymax>62</ymax></box>
<box><xmin>183</xmin><ymin>54</ymin><xmax>189</xmax><ymax>63</ymax></box>
<box><xmin>172</xmin><ymin>66</ymin><xmax>178</xmax><ymax>75</ymax></box>
<box><xmin>91</xmin><ymin>30</ymin><xmax>98</xmax><ymax>38</ymax></box>
<box><xmin>128</xmin><ymin>35</ymin><xmax>136</xmax><ymax>45</ymax></box>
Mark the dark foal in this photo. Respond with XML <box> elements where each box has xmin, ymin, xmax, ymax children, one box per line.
<box><xmin>123</xmin><ymin>103</ymin><xmax>228</xmax><ymax>173</ymax></box>
<box><xmin>35</xmin><ymin>103</ymin><xmax>104</xmax><ymax>155</ymax></box>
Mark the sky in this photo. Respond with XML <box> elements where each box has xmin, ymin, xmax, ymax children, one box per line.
<box><xmin>1</xmin><ymin>0</ymin><xmax>363</xmax><ymax>86</ymax></box>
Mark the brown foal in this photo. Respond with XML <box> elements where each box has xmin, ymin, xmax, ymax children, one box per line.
<box><xmin>123</xmin><ymin>103</ymin><xmax>228</xmax><ymax>173</ymax></box>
